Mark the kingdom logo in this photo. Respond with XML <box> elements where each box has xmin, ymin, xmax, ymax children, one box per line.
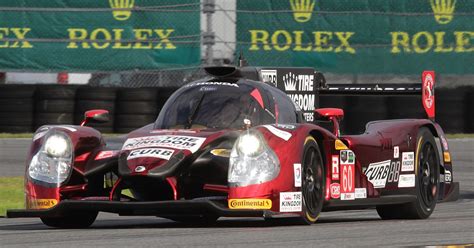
<box><xmin>290</xmin><ymin>0</ymin><xmax>316</xmax><ymax>23</ymax></box>
<box><xmin>109</xmin><ymin>0</ymin><xmax>135</xmax><ymax>21</ymax></box>
<box><xmin>430</xmin><ymin>0</ymin><xmax>456</xmax><ymax>25</ymax></box>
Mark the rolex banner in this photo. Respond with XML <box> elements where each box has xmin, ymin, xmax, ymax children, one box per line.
<box><xmin>237</xmin><ymin>0</ymin><xmax>474</xmax><ymax>74</ymax></box>
<box><xmin>0</xmin><ymin>0</ymin><xmax>200</xmax><ymax>71</ymax></box>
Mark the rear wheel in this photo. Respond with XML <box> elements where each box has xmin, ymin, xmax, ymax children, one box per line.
<box><xmin>299</xmin><ymin>136</ymin><xmax>325</xmax><ymax>224</ymax></box>
<box><xmin>40</xmin><ymin>212</ymin><xmax>98</xmax><ymax>228</ymax></box>
<box><xmin>377</xmin><ymin>127</ymin><xmax>440</xmax><ymax>219</ymax></box>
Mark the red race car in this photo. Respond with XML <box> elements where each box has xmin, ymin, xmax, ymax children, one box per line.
<box><xmin>7</xmin><ymin>65</ymin><xmax>459</xmax><ymax>228</ymax></box>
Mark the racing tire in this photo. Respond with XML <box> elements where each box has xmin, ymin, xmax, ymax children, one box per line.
<box><xmin>40</xmin><ymin>211</ymin><xmax>98</xmax><ymax>228</ymax></box>
<box><xmin>377</xmin><ymin>127</ymin><xmax>440</xmax><ymax>219</ymax></box>
<box><xmin>299</xmin><ymin>136</ymin><xmax>325</xmax><ymax>225</ymax></box>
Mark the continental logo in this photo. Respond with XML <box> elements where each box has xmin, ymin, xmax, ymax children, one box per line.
<box><xmin>290</xmin><ymin>0</ymin><xmax>316</xmax><ymax>23</ymax></box>
<box><xmin>30</xmin><ymin>199</ymin><xmax>58</xmax><ymax>209</ymax></box>
<box><xmin>430</xmin><ymin>0</ymin><xmax>456</xmax><ymax>25</ymax></box>
<box><xmin>109</xmin><ymin>0</ymin><xmax>135</xmax><ymax>21</ymax></box>
<box><xmin>228</xmin><ymin>199</ymin><xmax>272</xmax><ymax>209</ymax></box>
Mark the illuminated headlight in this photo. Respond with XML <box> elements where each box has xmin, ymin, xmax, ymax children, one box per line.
<box><xmin>228</xmin><ymin>131</ymin><xmax>280</xmax><ymax>187</ymax></box>
<box><xmin>28</xmin><ymin>131</ymin><xmax>73</xmax><ymax>184</ymax></box>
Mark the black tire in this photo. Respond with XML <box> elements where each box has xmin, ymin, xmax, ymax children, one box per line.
<box><xmin>299</xmin><ymin>136</ymin><xmax>325</xmax><ymax>224</ymax></box>
<box><xmin>0</xmin><ymin>125</ymin><xmax>33</xmax><ymax>133</ymax></box>
<box><xmin>377</xmin><ymin>127</ymin><xmax>440</xmax><ymax>219</ymax></box>
<box><xmin>116</xmin><ymin>114</ymin><xmax>156</xmax><ymax>128</ymax></box>
<box><xmin>40</xmin><ymin>211</ymin><xmax>98</xmax><ymax>228</ymax></box>
<box><xmin>117</xmin><ymin>88</ymin><xmax>158</xmax><ymax>101</ymax></box>
<box><xmin>0</xmin><ymin>99</ymin><xmax>33</xmax><ymax>112</ymax></box>
<box><xmin>0</xmin><ymin>113</ymin><xmax>33</xmax><ymax>126</ymax></box>
<box><xmin>35</xmin><ymin>86</ymin><xmax>76</xmax><ymax>100</ymax></box>
<box><xmin>345</xmin><ymin>96</ymin><xmax>387</xmax><ymax>134</ymax></box>
<box><xmin>436</xmin><ymin>88</ymin><xmax>467</xmax><ymax>133</ymax></box>
<box><xmin>0</xmin><ymin>85</ymin><xmax>36</xmax><ymax>98</ymax></box>
<box><xmin>34</xmin><ymin>113</ymin><xmax>73</xmax><ymax>128</ymax></box>
<box><xmin>386</xmin><ymin>96</ymin><xmax>425</xmax><ymax>119</ymax></box>
<box><xmin>35</xmin><ymin>99</ymin><xmax>75</xmax><ymax>113</ymax></box>
<box><xmin>116</xmin><ymin>101</ymin><xmax>158</xmax><ymax>115</ymax></box>
<box><xmin>76</xmin><ymin>87</ymin><xmax>117</xmax><ymax>101</ymax></box>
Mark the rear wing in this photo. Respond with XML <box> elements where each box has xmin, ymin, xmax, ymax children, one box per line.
<box><xmin>202</xmin><ymin>66</ymin><xmax>436</xmax><ymax>122</ymax></box>
<box><xmin>257</xmin><ymin>68</ymin><xmax>436</xmax><ymax>122</ymax></box>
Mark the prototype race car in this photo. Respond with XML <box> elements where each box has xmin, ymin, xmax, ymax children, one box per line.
<box><xmin>7</xmin><ymin>65</ymin><xmax>459</xmax><ymax>228</ymax></box>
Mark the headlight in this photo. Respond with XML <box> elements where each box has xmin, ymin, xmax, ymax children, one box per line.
<box><xmin>228</xmin><ymin>130</ymin><xmax>280</xmax><ymax>187</ymax></box>
<box><xmin>28</xmin><ymin>131</ymin><xmax>73</xmax><ymax>184</ymax></box>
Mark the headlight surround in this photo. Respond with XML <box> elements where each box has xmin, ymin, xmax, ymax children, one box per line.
<box><xmin>228</xmin><ymin>130</ymin><xmax>280</xmax><ymax>187</ymax></box>
<box><xmin>28</xmin><ymin>131</ymin><xmax>73</xmax><ymax>185</ymax></box>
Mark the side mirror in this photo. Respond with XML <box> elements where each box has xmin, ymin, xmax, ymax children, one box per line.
<box><xmin>315</xmin><ymin>108</ymin><xmax>344</xmax><ymax>137</ymax></box>
<box><xmin>80</xmin><ymin>109</ymin><xmax>110</xmax><ymax>127</ymax></box>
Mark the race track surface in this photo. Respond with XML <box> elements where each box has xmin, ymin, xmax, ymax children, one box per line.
<box><xmin>0</xmin><ymin>138</ymin><xmax>473</xmax><ymax>247</ymax></box>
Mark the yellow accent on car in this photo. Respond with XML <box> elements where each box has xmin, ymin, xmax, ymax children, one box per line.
<box><xmin>443</xmin><ymin>152</ymin><xmax>451</xmax><ymax>163</ymax></box>
<box><xmin>335</xmin><ymin>139</ymin><xmax>348</xmax><ymax>150</ymax></box>
<box><xmin>31</xmin><ymin>199</ymin><xmax>58</xmax><ymax>209</ymax></box>
<box><xmin>210</xmin><ymin>149</ymin><xmax>231</xmax><ymax>158</ymax></box>
<box><xmin>228</xmin><ymin>199</ymin><xmax>272</xmax><ymax>209</ymax></box>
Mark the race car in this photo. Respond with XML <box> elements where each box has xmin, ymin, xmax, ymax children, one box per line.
<box><xmin>7</xmin><ymin>64</ymin><xmax>459</xmax><ymax>228</ymax></box>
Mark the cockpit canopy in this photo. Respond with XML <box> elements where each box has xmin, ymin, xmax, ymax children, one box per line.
<box><xmin>154</xmin><ymin>79</ymin><xmax>301</xmax><ymax>130</ymax></box>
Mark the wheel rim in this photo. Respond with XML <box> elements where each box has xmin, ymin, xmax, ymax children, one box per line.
<box><xmin>418</xmin><ymin>142</ymin><xmax>437</xmax><ymax>207</ymax></box>
<box><xmin>302</xmin><ymin>146</ymin><xmax>323</xmax><ymax>216</ymax></box>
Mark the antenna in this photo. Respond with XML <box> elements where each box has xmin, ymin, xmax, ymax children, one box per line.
<box><xmin>238</xmin><ymin>51</ymin><xmax>248</xmax><ymax>67</ymax></box>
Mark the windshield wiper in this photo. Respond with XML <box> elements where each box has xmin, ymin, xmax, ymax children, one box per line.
<box><xmin>185</xmin><ymin>93</ymin><xmax>205</xmax><ymax>129</ymax></box>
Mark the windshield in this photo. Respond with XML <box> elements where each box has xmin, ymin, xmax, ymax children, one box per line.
<box><xmin>155</xmin><ymin>83</ymin><xmax>274</xmax><ymax>129</ymax></box>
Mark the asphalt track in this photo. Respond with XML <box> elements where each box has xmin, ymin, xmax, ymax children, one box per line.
<box><xmin>0</xmin><ymin>138</ymin><xmax>473</xmax><ymax>247</ymax></box>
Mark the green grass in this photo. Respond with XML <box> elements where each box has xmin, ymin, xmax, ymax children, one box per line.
<box><xmin>445</xmin><ymin>133</ymin><xmax>474</xmax><ymax>139</ymax></box>
<box><xmin>0</xmin><ymin>177</ymin><xmax>24</xmax><ymax>216</ymax></box>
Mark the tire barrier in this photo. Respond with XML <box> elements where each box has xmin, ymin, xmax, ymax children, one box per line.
<box><xmin>34</xmin><ymin>86</ymin><xmax>76</xmax><ymax>129</ymax></box>
<box><xmin>115</xmin><ymin>88</ymin><xmax>159</xmax><ymax>133</ymax></box>
<box><xmin>74</xmin><ymin>87</ymin><xmax>117</xmax><ymax>133</ymax></box>
<box><xmin>0</xmin><ymin>85</ymin><xmax>472</xmax><ymax>134</ymax></box>
<box><xmin>0</xmin><ymin>85</ymin><xmax>36</xmax><ymax>133</ymax></box>
<box><xmin>436</xmin><ymin>87</ymin><xmax>468</xmax><ymax>133</ymax></box>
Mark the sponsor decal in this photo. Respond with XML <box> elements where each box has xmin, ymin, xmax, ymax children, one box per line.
<box><xmin>274</xmin><ymin>124</ymin><xmax>296</xmax><ymax>130</ymax></box>
<box><xmin>398</xmin><ymin>174</ymin><xmax>415</xmax><ymax>188</ymax></box>
<box><xmin>330</xmin><ymin>183</ymin><xmax>340</xmax><ymax>199</ymax></box>
<box><xmin>135</xmin><ymin>166</ymin><xmax>146</xmax><ymax>172</ymax></box>
<box><xmin>401</xmin><ymin>152</ymin><xmax>415</xmax><ymax>172</ymax></box>
<box><xmin>261</xmin><ymin>69</ymin><xmax>277</xmax><ymax>87</ymax></box>
<box><xmin>340</xmin><ymin>150</ymin><xmax>355</xmax><ymax>200</ymax></box>
<box><xmin>365</xmin><ymin>160</ymin><xmax>391</xmax><ymax>188</ymax></box>
<box><xmin>263</xmin><ymin>125</ymin><xmax>292</xmax><ymax>141</ymax></box>
<box><xmin>430</xmin><ymin>0</ymin><xmax>456</xmax><ymax>25</ymax></box>
<box><xmin>122</xmin><ymin>135</ymin><xmax>206</xmax><ymax>153</ymax></box>
<box><xmin>228</xmin><ymin>199</ymin><xmax>272</xmax><ymax>209</ymax></box>
<box><xmin>127</xmin><ymin>148</ymin><xmax>174</xmax><ymax>160</ymax></box>
<box><xmin>445</xmin><ymin>170</ymin><xmax>452</xmax><ymax>183</ymax></box>
<box><xmin>422</xmin><ymin>71</ymin><xmax>435</xmax><ymax>119</ymax></box>
<box><xmin>185</xmin><ymin>81</ymin><xmax>239</xmax><ymax>88</ymax></box>
<box><xmin>31</xmin><ymin>199</ymin><xmax>58</xmax><ymax>209</ymax></box>
<box><xmin>335</xmin><ymin>139</ymin><xmax>348</xmax><ymax>150</ymax></box>
<box><xmin>355</xmin><ymin>188</ymin><xmax>367</xmax><ymax>199</ymax></box>
<box><xmin>394</xmin><ymin>146</ymin><xmax>399</xmax><ymax>159</ymax></box>
<box><xmin>387</xmin><ymin>161</ymin><xmax>401</xmax><ymax>183</ymax></box>
<box><xmin>280</xmin><ymin>192</ymin><xmax>302</xmax><ymax>212</ymax></box>
<box><xmin>331</xmin><ymin>155</ymin><xmax>340</xmax><ymax>180</ymax></box>
<box><xmin>294</xmin><ymin>163</ymin><xmax>302</xmax><ymax>187</ymax></box>
<box><xmin>109</xmin><ymin>0</ymin><xmax>135</xmax><ymax>21</ymax></box>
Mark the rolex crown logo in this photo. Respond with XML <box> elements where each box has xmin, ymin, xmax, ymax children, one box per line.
<box><xmin>283</xmin><ymin>72</ymin><xmax>298</xmax><ymax>91</ymax></box>
<box><xmin>109</xmin><ymin>0</ymin><xmax>135</xmax><ymax>21</ymax></box>
<box><xmin>430</xmin><ymin>0</ymin><xmax>456</xmax><ymax>25</ymax></box>
<box><xmin>290</xmin><ymin>0</ymin><xmax>316</xmax><ymax>23</ymax></box>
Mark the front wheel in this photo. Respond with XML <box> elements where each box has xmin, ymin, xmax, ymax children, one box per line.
<box><xmin>299</xmin><ymin>136</ymin><xmax>325</xmax><ymax>224</ymax></box>
<box><xmin>41</xmin><ymin>211</ymin><xmax>98</xmax><ymax>228</ymax></box>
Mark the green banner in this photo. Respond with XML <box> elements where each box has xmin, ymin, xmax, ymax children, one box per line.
<box><xmin>237</xmin><ymin>0</ymin><xmax>474</xmax><ymax>74</ymax></box>
<box><xmin>0</xmin><ymin>0</ymin><xmax>200</xmax><ymax>71</ymax></box>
